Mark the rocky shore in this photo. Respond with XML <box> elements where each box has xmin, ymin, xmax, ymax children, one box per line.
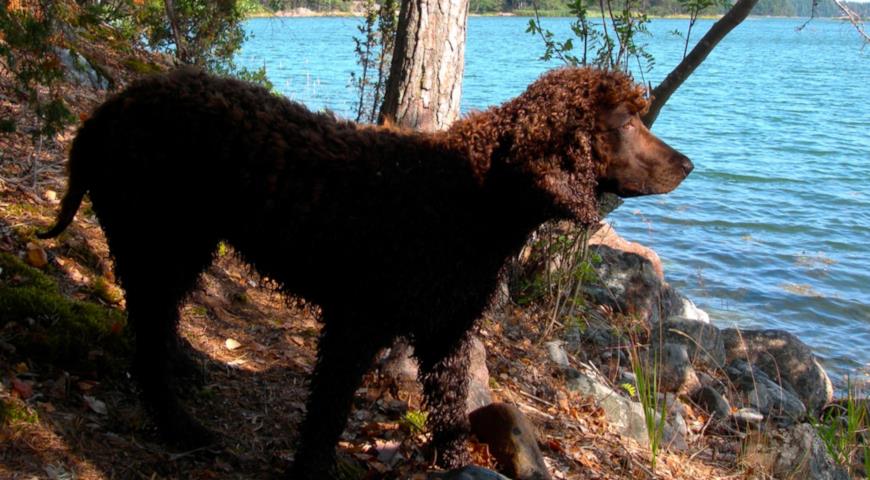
<box><xmin>413</xmin><ymin>219</ymin><xmax>859</xmax><ymax>479</ymax></box>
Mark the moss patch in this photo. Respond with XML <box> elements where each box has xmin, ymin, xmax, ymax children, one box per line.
<box><xmin>122</xmin><ymin>57</ymin><xmax>163</xmax><ymax>75</ymax></box>
<box><xmin>0</xmin><ymin>253</ymin><xmax>129</xmax><ymax>371</ymax></box>
<box><xmin>0</xmin><ymin>397</ymin><xmax>39</xmax><ymax>425</ymax></box>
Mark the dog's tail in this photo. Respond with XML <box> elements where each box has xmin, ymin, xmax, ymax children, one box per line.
<box><xmin>37</xmin><ymin>132</ymin><xmax>91</xmax><ymax>239</ymax></box>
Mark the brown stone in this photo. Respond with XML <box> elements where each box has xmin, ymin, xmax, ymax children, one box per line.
<box><xmin>469</xmin><ymin>403</ymin><xmax>551</xmax><ymax>480</ymax></box>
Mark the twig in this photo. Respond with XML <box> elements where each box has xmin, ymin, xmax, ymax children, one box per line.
<box><xmin>832</xmin><ymin>0</ymin><xmax>870</xmax><ymax>44</ymax></box>
<box><xmin>167</xmin><ymin>445</ymin><xmax>214</xmax><ymax>461</ymax></box>
<box><xmin>519</xmin><ymin>388</ymin><xmax>556</xmax><ymax>407</ymax></box>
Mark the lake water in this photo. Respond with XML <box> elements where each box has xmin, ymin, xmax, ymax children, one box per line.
<box><xmin>237</xmin><ymin>16</ymin><xmax>870</xmax><ymax>385</ymax></box>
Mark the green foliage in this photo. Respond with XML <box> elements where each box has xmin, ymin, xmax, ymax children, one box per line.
<box><xmin>470</xmin><ymin>0</ymin><xmax>506</xmax><ymax>13</ymax></box>
<box><xmin>0</xmin><ymin>253</ymin><xmax>129</xmax><ymax>371</ymax></box>
<box><xmin>136</xmin><ymin>0</ymin><xmax>270</xmax><ymax>87</ymax></box>
<box><xmin>812</xmin><ymin>382</ymin><xmax>869</xmax><ymax>477</ymax></box>
<box><xmin>400</xmin><ymin>409</ymin><xmax>428</xmax><ymax>433</ymax></box>
<box><xmin>0</xmin><ymin>398</ymin><xmax>39</xmax><ymax>425</ymax></box>
<box><xmin>91</xmin><ymin>275</ymin><xmax>124</xmax><ymax>304</ymax></box>
<box><xmin>628</xmin><ymin>342</ymin><xmax>667</xmax><ymax>469</ymax></box>
<box><xmin>512</xmin><ymin>223</ymin><xmax>598</xmax><ymax>340</ymax></box>
<box><xmin>527</xmin><ymin>0</ymin><xmax>654</xmax><ymax>72</ymax></box>
<box><xmin>671</xmin><ymin>0</ymin><xmax>729</xmax><ymax>59</ymax></box>
<box><xmin>350</xmin><ymin>0</ymin><xmax>397</xmax><ymax>123</ymax></box>
<box><xmin>0</xmin><ymin>1</ymin><xmax>76</xmax><ymax>139</ymax></box>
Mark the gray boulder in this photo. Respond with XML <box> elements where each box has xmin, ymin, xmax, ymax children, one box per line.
<box><xmin>651</xmin><ymin>343</ymin><xmax>701</xmax><ymax>394</ymax></box>
<box><xmin>666</xmin><ymin>293</ymin><xmax>711</xmax><ymax>323</ymax></box>
<box><xmin>692</xmin><ymin>386</ymin><xmax>731</xmax><ymax>420</ymax></box>
<box><xmin>584</xmin><ymin>244</ymin><xmax>669</xmax><ymax>325</ymax></box>
<box><xmin>726</xmin><ymin>359</ymin><xmax>807</xmax><ymax>423</ymax></box>
<box><xmin>721</xmin><ymin>328</ymin><xmax>833</xmax><ymax>411</ymax></box>
<box><xmin>653</xmin><ymin>317</ymin><xmax>725</xmax><ymax>369</ymax></box>
<box><xmin>566</xmin><ymin>365</ymin><xmax>650</xmax><ymax>446</ymax></box>
<box><xmin>55</xmin><ymin>47</ymin><xmax>110</xmax><ymax>90</ymax></box>
<box><xmin>466</xmin><ymin>336</ymin><xmax>494</xmax><ymax>413</ymax></box>
<box><xmin>742</xmin><ymin>424</ymin><xmax>849</xmax><ymax>480</ymax></box>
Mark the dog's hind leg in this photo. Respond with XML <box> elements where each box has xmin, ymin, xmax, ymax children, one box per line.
<box><xmin>416</xmin><ymin>333</ymin><xmax>474</xmax><ymax>469</ymax></box>
<box><xmin>109</xmin><ymin>233</ymin><xmax>218</xmax><ymax>448</ymax></box>
<box><xmin>290</xmin><ymin>317</ymin><xmax>386</xmax><ymax>479</ymax></box>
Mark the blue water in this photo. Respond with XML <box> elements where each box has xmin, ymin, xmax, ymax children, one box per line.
<box><xmin>237</xmin><ymin>17</ymin><xmax>870</xmax><ymax>385</ymax></box>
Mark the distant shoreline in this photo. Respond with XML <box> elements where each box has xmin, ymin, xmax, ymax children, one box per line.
<box><xmin>246</xmin><ymin>9</ymin><xmax>719</xmax><ymax>19</ymax></box>
<box><xmin>246</xmin><ymin>9</ymin><xmax>847</xmax><ymax>20</ymax></box>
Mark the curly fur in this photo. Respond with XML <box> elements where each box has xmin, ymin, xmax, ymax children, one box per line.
<box><xmin>40</xmin><ymin>66</ymin><xmax>688</xmax><ymax>478</ymax></box>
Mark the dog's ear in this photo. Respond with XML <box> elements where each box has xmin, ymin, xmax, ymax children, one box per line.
<box><xmin>530</xmin><ymin>148</ymin><xmax>600</xmax><ymax>225</ymax></box>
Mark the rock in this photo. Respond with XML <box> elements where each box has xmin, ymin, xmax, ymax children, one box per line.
<box><xmin>721</xmin><ymin>329</ymin><xmax>833</xmax><ymax>411</ymax></box>
<box><xmin>652</xmin><ymin>343</ymin><xmax>701</xmax><ymax>394</ymax></box>
<box><xmin>379</xmin><ymin>337</ymin><xmax>492</xmax><ymax>414</ymax></box>
<box><xmin>731</xmin><ymin>408</ymin><xmax>764</xmax><ymax>428</ymax></box>
<box><xmin>566</xmin><ymin>365</ymin><xmax>650</xmax><ymax>446</ymax></box>
<box><xmin>583</xmin><ymin>244</ymin><xmax>669</xmax><ymax>325</ymax></box>
<box><xmin>55</xmin><ymin>47</ymin><xmax>110</xmax><ymax>90</ymax></box>
<box><xmin>726</xmin><ymin>359</ymin><xmax>806</xmax><ymax>422</ymax></box>
<box><xmin>428</xmin><ymin>465</ymin><xmax>512</xmax><ymax>480</ymax></box>
<box><xmin>589</xmin><ymin>223</ymin><xmax>664</xmax><ymax>280</ymax></box>
<box><xmin>742</xmin><ymin>424</ymin><xmax>849</xmax><ymax>480</ymax></box>
<box><xmin>380</xmin><ymin>339</ymin><xmax>419</xmax><ymax>386</ymax></box>
<box><xmin>663</xmin><ymin>412</ymin><xmax>689</xmax><ymax>451</ymax></box>
<box><xmin>596</xmin><ymin>193</ymin><xmax>624</xmax><ymax>218</ymax></box>
<box><xmin>693</xmin><ymin>386</ymin><xmax>731</xmax><ymax>419</ymax></box>
<box><xmin>666</xmin><ymin>294</ymin><xmax>710</xmax><ymax>323</ymax></box>
<box><xmin>466</xmin><ymin>336</ymin><xmax>493</xmax><ymax>413</ymax></box>
<box><xmin>653</xmin><ymin>317</ymin><xmax>725</xmax><ymax>369</ymax></box>
<box><xmin>469</xmin><ymin>403</ymin><xmax>552</xmax><ymax>480</ymax></box>
<box><xmin>545</xmin><ymin>340</ymin><xmax>569</xmax><ymax>368</ymax></box>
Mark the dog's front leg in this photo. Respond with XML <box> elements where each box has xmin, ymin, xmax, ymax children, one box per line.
<box><xmin>290</xmin><ymin>321</ymin><xmax>385</xmax><ymax>479</ymax></box>
<box><xmin>417</xmin><ymin>333</ymin><xmax>474</xmax><ymax>469</ymax></box>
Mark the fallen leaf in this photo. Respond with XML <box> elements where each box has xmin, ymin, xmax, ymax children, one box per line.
<box><xmin>25</xmin><ymin>242</ymin><xmax>48</xmax><ymax>268</ymax></box>
<box><xmin>11</xmin><ymin>377</ymin><xmax>33</xmax><ymax>399</ymax></box>
<box><xmin>77</xmin><ymin>380</ymin><xmax>97</xmax><ymax>392</ymax></box>
<box><xmin>83</xmin><ymin>395</ymin><xmax>107</xmax><ymax>415</ymax></box>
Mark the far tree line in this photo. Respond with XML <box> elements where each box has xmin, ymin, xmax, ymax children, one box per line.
<box><xmin>258</xmin><ymin>0</ymin><xmax>870</xmax><ymax>17</ymax></box>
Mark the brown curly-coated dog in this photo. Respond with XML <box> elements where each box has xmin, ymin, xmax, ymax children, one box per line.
<box><xmin>40</xmin><ymin>66</ymin><xmax>692</xmax><ymax>477</ymax></box>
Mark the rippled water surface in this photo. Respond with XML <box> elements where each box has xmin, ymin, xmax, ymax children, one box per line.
<box><xmin>238</xmin><ymin>17</ymin><xmax>870</xmax><ymax>383</ymax></box>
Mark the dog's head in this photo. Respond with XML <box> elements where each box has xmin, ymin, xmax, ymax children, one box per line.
<box><xmin>499</xmin><ymin>67</ymin><xmax>693</xmax><ymax>223</ymax></box>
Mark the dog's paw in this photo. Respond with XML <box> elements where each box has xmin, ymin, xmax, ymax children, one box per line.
<box><xmin>163</xmin><ymin>412</ymin><xmax>217</xmax><ymax>450</ymax></box>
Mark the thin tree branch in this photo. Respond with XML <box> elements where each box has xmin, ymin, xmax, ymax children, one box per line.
<box><xmin>164</xmin><ymin>0</ymin><xmax>189</xmax><ymax>64</ymax></box>
<box><xmin>643</xmin><ymin>0</ymin><xmax>759</xmax><ymax>126</ymax></box>
<box><xmin>831</xmin><ymin>0</ymin><xmax>870</xmax><ymax>44</ymax></box>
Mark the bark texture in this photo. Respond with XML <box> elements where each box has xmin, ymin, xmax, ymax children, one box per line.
<box><xmin>379</xmin><ymin>0</ymin><xmax>469</xmax><ymax>131</ymax></box>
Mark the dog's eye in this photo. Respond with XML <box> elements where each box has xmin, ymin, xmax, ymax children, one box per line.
<box><xmin>619</xmin><ymin>120</ymin><xmax>634</xmax><ymax>132</ymax></box>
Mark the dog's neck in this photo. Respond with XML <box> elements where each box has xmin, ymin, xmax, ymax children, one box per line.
<box><xmin>435</xmin><ymin>108</ymin><xmax>558</xmax><ymax>232</ymax></box>
<box><xmin>436</xmin><ymin>107</ymin><xmax>507</xmax><ymax>183</ymax></box>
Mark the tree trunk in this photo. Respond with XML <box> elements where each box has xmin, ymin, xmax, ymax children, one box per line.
<box><xmin>643</xmin><ymin>0</ymin><xmax>759</xmax><ymax>126</ymax></box>
<box><xmin>164</xmin><ymin>0</ymin><xmax>189</xmax><ymax>64</ymax></box>
<box><xmin>379</xmin><ymin>0</ymin><xmax>469</xmax><ymax>131</ymax></box>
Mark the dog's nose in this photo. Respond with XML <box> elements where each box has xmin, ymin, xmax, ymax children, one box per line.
<box><xmin>678</xmin><ymin>154</ymin><xmax>694</xmax><ymax>175</ymax></box>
